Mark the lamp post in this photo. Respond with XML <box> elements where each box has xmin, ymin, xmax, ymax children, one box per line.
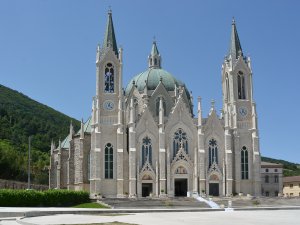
<box><xmin>28</xmin><ymin>136</ymin><xmax>32</xmax><ymax>190</ymax></box>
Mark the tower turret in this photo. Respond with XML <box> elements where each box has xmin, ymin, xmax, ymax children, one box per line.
<box><xmin>148</xmin><ymin>40</ymin><xmax>161</xmax><ymax>68</ymax></box>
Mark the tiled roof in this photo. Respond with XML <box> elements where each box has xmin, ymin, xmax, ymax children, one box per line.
<box><xmin>76</xmin><ymin>117</ymin><xmax>92</xmax><ymax>135</ymax></box>
<box><xmin>283</xmin><ymin>176</ymin><xmax>300</xmax><ymax>183</ymax></box>
<box><xmin>261</xmin><ymin>161</ymin><xmax>283</xmax><ymax>168</ymax></box>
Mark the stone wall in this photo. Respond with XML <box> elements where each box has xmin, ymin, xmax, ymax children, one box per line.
<box><xmin>0</xmin><ymin>179</ymin><xmax>48</xmax><ymax>190</ymax></box>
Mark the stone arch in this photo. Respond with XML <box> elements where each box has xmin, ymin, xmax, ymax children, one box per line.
<box><xmin>170</xmin><ymin>160</ymin><xmax>193</xmax><ymax>197</ymax></box>
<box><xmin>139</xmin><ymin>168</ymin><xmax>156</xmax><ymax>197</ymax></box>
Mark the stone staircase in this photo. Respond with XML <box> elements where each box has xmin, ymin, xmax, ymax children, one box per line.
<box><xmin>100</xmin><ymin>197</ymin><xmax>208</xmax><ymax>209</ymax></box>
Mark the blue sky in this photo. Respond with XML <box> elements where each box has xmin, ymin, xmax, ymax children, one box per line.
<box><xmin>0</xmin><ymin>0</ymin><xmax>299</xmax><ymax>163</ymax></box>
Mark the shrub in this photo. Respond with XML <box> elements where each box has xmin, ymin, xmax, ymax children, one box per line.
<box><xmin>0</xmin><ymin>189</ymin><xmax>90</xmax><ymax>207</ymax></box>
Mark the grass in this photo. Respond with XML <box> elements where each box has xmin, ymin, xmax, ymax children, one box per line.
<box><xmin>72</xmin><ymin>202</ymin><xmax>110</xmax><ymax>209</ymax></box>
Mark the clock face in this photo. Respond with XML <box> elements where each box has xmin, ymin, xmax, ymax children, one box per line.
<box><xmin>238</xmin><ymin>106</ymin><xmax>248</xmax><ymax>118</ymax></box>
<box><xmin>103</xmin><ymin>100</ymin><xmax>115</xmax><ymax>111</ymax></box>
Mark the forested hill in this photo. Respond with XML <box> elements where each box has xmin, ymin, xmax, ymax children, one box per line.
<box><xmin>261</xmin><ymin>156</ymin><xmax>300</xmax><ymax>177</ymax></box>
<box><xmin>0</xmin><ymin>84</ymin><xmax>80</xmax><ymax>184</ymax></box>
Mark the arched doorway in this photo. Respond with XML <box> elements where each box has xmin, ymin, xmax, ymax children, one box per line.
<box><xmin>141</xmin><ymin>174</ymin><xmax>153</xmax><ymax>197</ymax></box>
<box><xmin>209</xmin><ymin>174</ymin><xmax>220</xmax><ymax>196</ymax></box>
<box><xmin>173</xmin><ymin>165</ymin><xmax>189</xmax><ymax>197</ymax></box>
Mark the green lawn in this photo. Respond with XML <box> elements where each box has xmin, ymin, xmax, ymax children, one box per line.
<box><xmin>62</xmin><ymin>222</ymin><xmax>136</xmax><ymax>225</ymax></box>
<box><xmin>72</xmin><ymin>202</ymin><xmax>110</xmax><ymax>209</ymax></box>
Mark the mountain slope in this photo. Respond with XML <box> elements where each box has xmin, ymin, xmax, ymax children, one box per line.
<box><xmin>0</xmin><ymin>84</ymin><xmax>80</xmax><ymax>184</ymax></box>
<box><xmin>261</xmin><ymin>156</ymin><xmax>300</xmax><ymax>176</ymax></box>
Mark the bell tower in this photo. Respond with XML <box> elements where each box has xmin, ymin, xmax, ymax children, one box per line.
<box><xmin>222</xmin><ymin>18</ymin><xmax>261</xmax><ymax>196</ymax></box>
<box><xmin>90</xmin><ymin>9</ymin><xmax>125</xmax><ymax>197</ymax></box>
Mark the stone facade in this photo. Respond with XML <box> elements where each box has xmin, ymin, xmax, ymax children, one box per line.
<box><xmin>50</xmin><ymin>11</ymin><xmax>262</xmax><ymax>197</ymax></box>
<box><xmin>261</xmin><ymin>162</ymin><xmax>283</xmax><ymax>197</ymax></box>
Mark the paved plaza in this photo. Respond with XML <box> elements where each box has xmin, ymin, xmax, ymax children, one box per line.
<box><xmin>1</xmin><ymin>209</ymin><xmax>300</xmax><ymax>225</ymax></box>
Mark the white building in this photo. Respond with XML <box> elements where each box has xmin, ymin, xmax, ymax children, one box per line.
<box><xmin>50</xmin><ymin>11</ymin><xmax>261</xmax><ymax>198</ymax></box>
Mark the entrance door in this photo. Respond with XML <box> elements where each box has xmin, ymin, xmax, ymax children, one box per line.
<box><xmin>209</xmin><ymin>183</ymin><xmax>219</xmax><ymax>196</ymax></box>
<box><xmin>175</xmin><ymin>179</ymin><xmax>188</xmax><ymax>197</ymax></box>
<box><xmin>142</xmin><ymin>183</ymin><xmax>152</xmax><ymax>197</ymax></box>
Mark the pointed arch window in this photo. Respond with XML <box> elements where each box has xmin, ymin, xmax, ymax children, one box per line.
<box><xmin>142</xmin><ymin>137</ymin><xmax>152</xmax><ymax>166</ymax></box>
<box><xmin>237</xmin><ymin>71</ymin><xmax>246</xmax><ymax>99</ymax></box>
<box><xmin>156</xmin><ymin>97</ymin><xmax>166</xmax><ymax>117</ymax></box>
<box><xmin>208</xmin><ymin>139</ymin><xmax>218</xmax><ymax>168</ymax></box>
<box><xmin>105</xmin><ymin>143</ymin><xmax>113</xmax><ymax>179</ymax></box>
<box><xmin>173</xmin><ymin>128</ymin><xmax>188</xmax><ymax>157</ymax></box>
<box><xmin>104</xmin><ymin>63</ymin><xmax>114</xmax><ymax>93</ymax></box>
<box><xmin>241</xmin><ymin>146</ymin><xmax>249</xmax><ymax>179</ymax></box>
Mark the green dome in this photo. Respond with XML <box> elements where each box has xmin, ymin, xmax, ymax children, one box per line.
<box><xmin>125</xmin><ymin>68</ymin><xmax>190</xmax><ymax>99</ymax></box>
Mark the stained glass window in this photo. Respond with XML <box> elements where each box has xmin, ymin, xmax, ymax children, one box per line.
<box><xmin>208</xmin><ymin>139</ymin><xmax>218</xmax><ymax>168</ymax></box>
<box><xmin>104</xmin><ymin>63</ymin><xmax>114</xmax><ymax>93</ymax></box>
<box><xmin>105</xmin><ymin>143</ymin><xmax>113</xmax><ymax>179</ymax></box>
<box><xmin>173</xmin><ymin>128</ymin><xmax>188</xmax><ymax>157</ymax></box>
<box><xmin>238</xmin><ymin>71</ymin><xmax>246</xmax><ymax>99</ymax></box>
<box><xmin>142</xmin><ymin>137</ymin><xmax>152</xmax><ymax>166</ymax></box>
<box><xmin>241</xmin><ymin>146</ymin><xmax>249</xmax><ymax>179</ymax></box>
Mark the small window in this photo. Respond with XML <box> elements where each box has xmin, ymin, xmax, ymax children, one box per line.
<box><xmin>265</xmin><ymin>191</ymin><xmax>269</xmax><ymax>196</ymax></box>
<box><xmin>290</xmin><ymin>193</ymin><xmax>293</xmax><ymax>196</ymax></box>
<box><xmin>290</xmin><ymin>184</ymin><xmax>293</xmax><ymax>188</ymax></box>
<box><xmin>265</xmin><ymin>169</ymin><xmax>269</xmax><ymax>172</ymax></box>
<box><xmin>275</xmin><ymin>169</ymin><xmax>278</xmax><ymax>172</ymax></box>
<box><xmin>275</xmin><ymin>191</ymin><xmax>279</xmax><ymax>197</ymax></box>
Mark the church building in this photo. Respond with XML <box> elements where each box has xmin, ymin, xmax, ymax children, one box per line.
<box><xmin>49</xmin><ymin>11</ymin><xmax>261</xmax><ymax>197</ymax></box>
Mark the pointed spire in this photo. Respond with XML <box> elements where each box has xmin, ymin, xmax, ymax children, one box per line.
<box><xmin>148</xmin><ymin>39</ymin><xmax>161</xmax><ymax>68</ymax></box>
<box><xmin>209</xmin><ymin>99</ymin><xmax>215</xmax><ymax>115</ymax></box>
<box><xmin>58</xmin><ymin>138</ymin><xmax>61</xmax><ymax>151</ymax></box>
<box><xmin>80</xmin><ymin>118</ymin><xmax>84</xmax><ymax>139</ymax></box>
<box><xmin>197</xmin><ymin>97</ymin><xmax>202</xmax><ymax>128</ymax></box>
<box><xmin>51</xmin><ymin>140</ymin><xmax>55</xmax><ymax>154</ymax></box>
<box><xmin>228</xmin><ymin>17</ymin><xmax>243</xmax><ymax>60</ymax></box>
<box><xmin>151</xmin><ymin>39</ymin><xmax>159</xmax><ymax>56</ymax></box>
<box><xmin>103</xmin><ymin>9</ymin><xmax>118</xmax><ymax>56</ymax></box>
<box><xmin>159</xmin><ymin>96</ymin><xmax>164</xmax><ymax>126</ymax></box>
<box><xmin>69</xmin><ymin>120</ymin><xmax>74</xmax><ymax>138</ymax></box>
<box><xmin>129</xmin><ymin>98</ymin><xmax>135</xmax><ymax>124</ymax></box>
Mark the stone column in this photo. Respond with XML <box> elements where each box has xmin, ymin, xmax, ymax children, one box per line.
<box><xmin>128</xmin><ymin>98</ymin><xmax>137</xmax><ymax>197</ymax></box>
<box><xmin>233</xmin><ymin>130</ymin><xmax>240</xmax><ymax>194</ymax></box>
<box><xmin>117</xmin><ymin>98</ymin><xmax>124</xmax><ymax>197</ymax></box>
<box><xmin>197</xmin><ymin>97</ymin><xmax>206</xmax><ymax>195</ymax></box>
<box><xmin>166</xmin><ymin>147</ymin><xmax>171</xmax><ymax>196</ymax></box>
<box><xmin>225</xmin><ymin>129</ymin><xmax>233</xmax><ymax>196</ymax></box>
<box><xmin>193</xmin><ymin>147</ymin><xmax>198</xmax><ymax>192</ymax></box>
<box><xmin>159</xmin><ymin>97</ymin><xmax>166</xmax><ymax>196</ymax></box>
